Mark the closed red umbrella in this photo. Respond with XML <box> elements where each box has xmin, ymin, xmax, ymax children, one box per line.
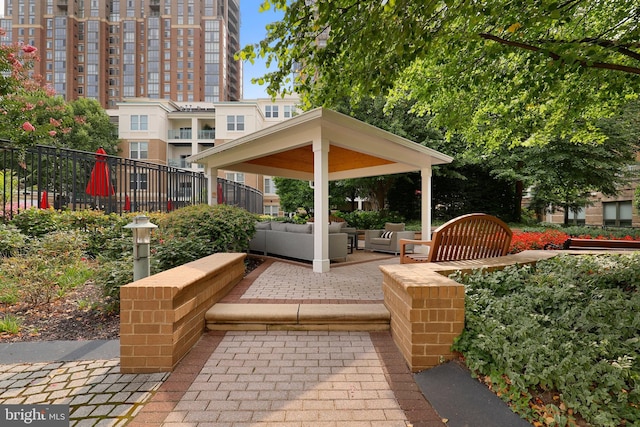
<box><xmin>86</xmin><ymin>148</ymin><xmax>115</xmax><ymax>197</ymax></box>
<box><xmin>217</xmin><ymin>182</ymin><xmax>224</xmax><ymax>204</ymax></box>
<box><xmin>124</xmin><ymin>194</ymin><xmax>131</xmax><ymax>212</ymax></box>
<box><xmin>40</xmin><ymin>191</ymin><xmax>49</xmax><ymax>209</ymax></box>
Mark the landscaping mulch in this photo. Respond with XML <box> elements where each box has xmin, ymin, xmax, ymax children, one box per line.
<box><xmin>0</xmin><ymin>256</ymin><xmax>264</xmax><ymax>343</ymax></box>
<box><xmin>0</xmin><ymin>283</ymin><xmax>119</xmax><ymax>343</ymax></box>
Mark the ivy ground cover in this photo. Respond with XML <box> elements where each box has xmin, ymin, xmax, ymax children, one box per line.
<box><xmin>452</xmin><ymin>254</ymin><xmax>639</xmax><ymax>427</ymax></box>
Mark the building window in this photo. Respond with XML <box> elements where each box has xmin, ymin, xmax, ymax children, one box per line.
<box><xmin>264</xmin><ymin>177</ymin><xmax>276</xmax><ymax>194</ymax></box>
<box><xmin>264</xmin><ymin>205</ymin><xmax>279</xmax><ymax>216</ymax></box>
<box><xmin>567</xmin><ymin>207</ymin><xmax>585</xmax><ymax>225</ymax></box>
<box><xmin>130</xmin><ymin>173</ymin><xmax>148</xmax><ymax>190</ymax></box>
<box><xmin>129</xmin><ymin>142</ymin><xmax>148</xmax><ymax>159</ymax></box>
<box><xmin>131</xmin><ymin>115</ymin><xmax>148</xmax><ymax>130</ymax></box>
<box><xmin>225</xmin><ymin>172</ymin><xmax>244</xmax><ymax>184</ymax></box>
<box><xmin>265</xmin><ymin>105</ymin><xmax>279</xmax><ymax>118</ymax></box>
<box><xmin>226</xmin><ymin>115</ymin><xmax>244</xmax><ymax>131</ymax></box>
<box><xmin>603</xmin><ymin>201</ymin><xmax>632</xmax><ymax>227</ymax></box>
<box><xmin>284</xmin><ymin>105</ymin><xmax>296</xmax><ymax>119</ymax></box>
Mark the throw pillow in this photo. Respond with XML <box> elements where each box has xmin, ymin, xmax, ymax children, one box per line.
<box><xmin>380</xmin><ymin>231</ymin><xmax>394</xmax><ymax>239</ymax></box>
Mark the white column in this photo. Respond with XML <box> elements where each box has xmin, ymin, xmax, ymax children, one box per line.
<box><xmin>209</xmin><ymin>167</ymin><xmax>218</xmax><ymax>206</ymax></box>
<box><xmin>418</xmin><ymin>167</ymin><xmax>432</xmax><ymax>252</ymax></box>
<box><xmin>191</xmin><ymin>117</ymin><xmax>198</xmax><ymax>156</ymax></box>
<box><xmin>312</xmin><ymin>138</ymin><xmax>330</xmax><ymax>273</ymax></box>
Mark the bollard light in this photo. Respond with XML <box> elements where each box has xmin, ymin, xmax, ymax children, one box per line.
<box><xmin>124</xmin><ymin>215</ymin><xmax>158</xmax><ymax>281</ymax></box>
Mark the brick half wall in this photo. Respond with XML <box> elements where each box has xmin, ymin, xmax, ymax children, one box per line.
<box><xmin>380</xmin><ymin>250</ymin><xmax>558</xmax><ymax>372</ymax></box>
<box><xmin>120</xmin><ymin>252</ymin><xmax>246</xmax><ymax>373</ymax></box>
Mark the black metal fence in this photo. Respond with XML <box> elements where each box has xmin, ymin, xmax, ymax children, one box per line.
<box><xmin>0</xmin><ymin>143</ymin><xmax>263</xmax><ymax>220</ymax></box>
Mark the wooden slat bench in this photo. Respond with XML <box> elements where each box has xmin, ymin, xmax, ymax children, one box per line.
<box><xmin>563</xmin><ymin>238</ymin><xmax>640</xmax><ymax>251</ymax></box>
<box><xmin>399</xmin><ymin>213</ymin><xmax>513</xmax><ymax>264</ymax></box>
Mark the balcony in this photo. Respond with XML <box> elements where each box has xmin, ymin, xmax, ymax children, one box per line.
<box><xmin>198</xmin><ymin>129</ymin><xmax>215</xmax><ymax>140</ymax></box>
<box><xmin>168</xmin><ymin>158</ymin><xmax>204</xmax><ymax>170</ymax></box>
<box><xmin>168</xmin><ymin>129</ymin><xmax>192</xmax><ymax>140</ymax></box>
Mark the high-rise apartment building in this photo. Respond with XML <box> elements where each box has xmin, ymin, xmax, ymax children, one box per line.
<box><xmin>0</xmin><ymin>0</ymin><xmax>242</xmax><ymax>108</ymax></box>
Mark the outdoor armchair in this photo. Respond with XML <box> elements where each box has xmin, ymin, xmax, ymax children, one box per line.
<box><xmin>364</xmin><ymin>222</ymin><xmax>415</xmax><ymax>255</ymax></box>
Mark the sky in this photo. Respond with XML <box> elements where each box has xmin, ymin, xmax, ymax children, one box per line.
<box><xmin>239</xmin><ymin>2</ymin><xmax>285</xmax><ymax>99</ymax></box>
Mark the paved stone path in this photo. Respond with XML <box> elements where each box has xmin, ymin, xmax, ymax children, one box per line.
<box><xmin>0</xmin><ymin>359</ymin><xmax>168</xmax><ymax>426</ymax></box>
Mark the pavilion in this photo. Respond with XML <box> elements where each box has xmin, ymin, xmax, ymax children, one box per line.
<box><xmin>188</xmin><ymin>107</ymin><xmax>453</xmax><ymax>272</ymax></box>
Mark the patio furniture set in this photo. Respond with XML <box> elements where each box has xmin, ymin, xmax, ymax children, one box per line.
<box><xmin>248</xmin><ymin>213</ymin><xmax>516</xmax><ymax>264</ymax></box>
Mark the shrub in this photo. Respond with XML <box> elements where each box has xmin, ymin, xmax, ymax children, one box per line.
<box><xmin>10</xmin><ymin>207</ymin><xmax>59</xmax><ymax>237</ymax></box>
<box><xmin>560</xmin><ymin>225</ymin><xmax>640</xmax><ymax>240</ymax></box>
<box><xmin>336</xmin><ymin>210</ymin><xmax>404</xmax><ymax>229</ymax></box>
<box><xmin>153</xmin><ymin>235</ymin><xmax>213</xmax><ymax>271</ymax></box>
<box><xmin>94</xmin><ymin>256</ymin><xmax>133</xmax><ymax>308</ymax></box>
<box><xmin>56</xmin><ymin>209</ymin><xmax>130</xmax><ymax>231</ymax></box>
<box><xmin>157</xmin><ymin>204</ymin><xmax>256</xmax><ymax>253</ymax></box>
<box><xmin>0</xmin><ymin>223</ymin><xmax>27</xmax><ymax>257</ymax></box>
<box><xmin>85</xmin><ymin>224</ymin><xmax>132</xmax><ymax>260</ymax></box>
<box><xmin>55</xmin><ymin>211</ymin><xmax>137</xmax><ymax>260</ymax></box>
<box><xmin>452</xmin><ymin>254</ymin><xmax>640</xmax><ymax>427</ymax></box>
<box><xmin>31</xmin><ymin>229</ymin><xmax>88</xmax><ymax>262</ymax></box>
<box><xmin>4</xmin><ymin>254</ymin><xmax>60</xmax><ymax>306</ymax></box>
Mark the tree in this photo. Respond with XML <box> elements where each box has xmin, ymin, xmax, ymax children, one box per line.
<box><xmin>241</xmin><ymin>0</ymin><xmax>640</xmax><ymax>148</ymax></box>
<box><xmin>273</xmin><ymin>177</ymin><xmax>315</xmax><ymax>213</ymax></box>
<box><xmin>521</xmin><ymin>102</ymin><xmax>640</xmax><ymax>225</ymax></box>
<box><xmin>523</xmin><ymin>138</ymin><xmax>635</xmax><ymax>225</ymax></box>
<box><xmin>64</xmin><ymin>98</ymin><xmax>120</xmax><ymax>154</ymax></box>
<box><xmin>0</xmin><ymin>34</ymin><xmax>119</xmax><ymax>157</ymax></box>
<box><xmin>331</xmin><ymin>96</ymin><xmax>449</xmax><ymax>213</ymax></box>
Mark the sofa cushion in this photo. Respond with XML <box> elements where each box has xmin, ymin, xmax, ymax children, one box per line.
<box><xmin>384</xmin><ymin>222</ymin><xmax>405</xmax><ymax>232</ymax></box>
<box><xmin>270</xmin><ymin>222</ymin><xmax>288</xmax><ymax>232</ymax></box>
<box><xmin>255</xmin><ymin>221</ymin><xmax>271</xmax><ymax>230</ymax></box>
<box><xmin>328</xmin><ymin>223</ymin><xmax>344</xmax><ymax>234</ymax></box>
<box><xmin>287</xmin><ymin>223</ymin><xmax>312</xmax><ymax>234</ymax></box>
<box><xmin>370</xmin><ymin>237</ymin><xmax>393</xmax><ymax>246</ymax></box>
<box><xmin>380</xmin><ymin>231</ymin><xmax>394</xmax><ymax>239</ymax></box>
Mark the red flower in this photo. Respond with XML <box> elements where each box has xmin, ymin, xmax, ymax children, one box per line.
<box><xmin>22</xmin><ymin>121</ymin><xmax>35</xmax><ymax>132</ymax></box>
<box><xmin>21</xmin><ymin>45</ymin><xmax>37</xmax><ymax>54</ymax></box>
<box><xmin>48</xmin><ymin>130</ymin><xmax>57</xmax><ymax>136</ymax></box>
<box><xmin>509</xmin><ymin>229</ymin><xmax>569</xmax><ymax>253</ymax></box>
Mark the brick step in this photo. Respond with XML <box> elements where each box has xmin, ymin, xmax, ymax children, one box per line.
<box><xmin>205</xmin><ymin>303</ymin><xmax>390</xmax><ymax>331</ymax></box>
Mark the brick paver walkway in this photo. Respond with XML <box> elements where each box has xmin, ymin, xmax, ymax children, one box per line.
<box><xmin>130</xmin><ymin>331</ymin><xmax>444</xmax><ymax>427</ymax></box>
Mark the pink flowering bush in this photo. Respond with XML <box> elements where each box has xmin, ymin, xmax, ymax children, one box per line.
<box><xmin>0</xmin><ymin>30</ymin><xmax>117</xmax><ymax>157</ymax></box>
<box><xmin>0</xmin><ymin>29</ymin><xmax>81</xmax><ymax>157</ymax></box>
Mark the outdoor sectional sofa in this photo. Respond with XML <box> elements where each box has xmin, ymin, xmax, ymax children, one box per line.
<box><xmin>249</xmin><ymin>221</ymin><xmax>349</xmax><ymax>262</ymax></box>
